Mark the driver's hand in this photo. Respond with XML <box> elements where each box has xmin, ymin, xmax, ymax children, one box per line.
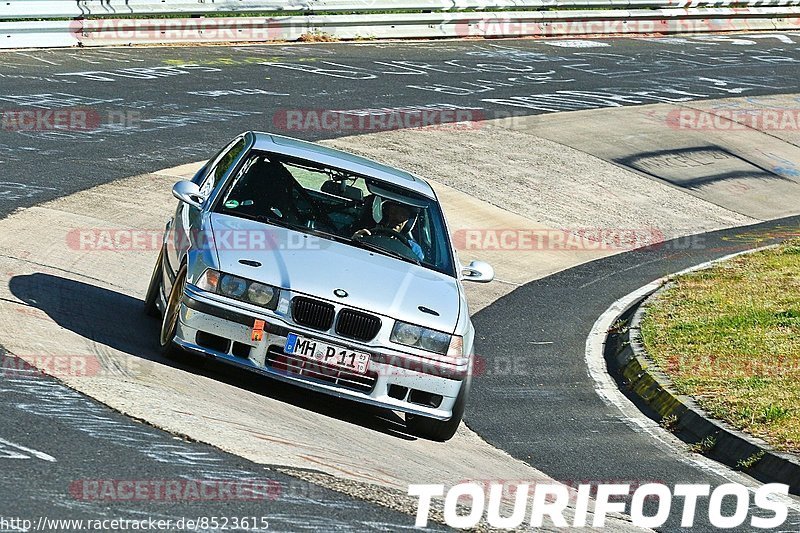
<box><xmin>352</xmin><ymin>229</ymin><xmax>371</xmax><ymax>239</ymax></box>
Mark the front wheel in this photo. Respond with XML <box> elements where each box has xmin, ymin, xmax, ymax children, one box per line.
<box><xmin>406</xmin><ymin>380</ymin><xmax>469</xmax><ymax>442</ymax></box>
<box><xmin>159</xmin><ymin>264</ymin><xmax>186</xmax><ymax>360</ymax></box>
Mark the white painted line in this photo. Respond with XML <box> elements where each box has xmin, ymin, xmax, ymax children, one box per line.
<box><xmin>13</xmin><ymin>51</ymin><xmax>58</xmax><ymax>65</ymax></box>
<box><xmin>747</xmin><ymin>34</ymin><xmax>795</xmax><ymax>43</ymax></box>
<box><xmin>579</xmin><ymin>256</ymin><xmax>665</xmax><ymax>290</ymax></box>
<box><xmin>584</xmin><ymin>245</ymin><xmax>800</xmax><ymax>512</ymax></box>
<box><xmin>0</xmin><ymin>437</ymin><xmax>56</xmax><ymax>462</ymax></box>
<box><xmin>542</xmin><ymin>40</ymin><xmax>610</xmax><ymax>48</ymax></box>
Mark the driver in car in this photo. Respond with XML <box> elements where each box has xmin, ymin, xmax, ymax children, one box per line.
<box><xmin>353</xmin><ymin>200</ymin><xmax>425</xmax><ymax>261</ymax></box>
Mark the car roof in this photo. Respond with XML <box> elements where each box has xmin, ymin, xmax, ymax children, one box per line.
<box><xmin>249</xmin><ymin>131</ymin><xmax>436</xmax><ymax>199</ymax></box>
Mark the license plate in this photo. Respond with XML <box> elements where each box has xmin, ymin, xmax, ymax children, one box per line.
<box><xmin>284</xmin><ymin>333</ymin><xmax>370</xmax><ymax>374</ymax></box>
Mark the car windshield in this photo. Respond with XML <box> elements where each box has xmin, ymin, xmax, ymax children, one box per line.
<box><xmin>214</xmin><ymin>151</ymin><xmax>455</xmax><ymax>276</ymax></box>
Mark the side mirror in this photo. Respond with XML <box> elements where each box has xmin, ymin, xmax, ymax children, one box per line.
<box><xmin>172</xmin><ymin>180</ymin><xmax>206</xmax><ymax>209</ymax></box>
<box><xmin>461</xmin><ymin>260</ymin><xmax>494</xmax><ymax>283</ymax></box>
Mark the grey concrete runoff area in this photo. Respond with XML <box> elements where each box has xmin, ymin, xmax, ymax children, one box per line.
<box><xmin>1</xmin><ymin>33</ymin><xmax>800</xmax><ymax>531</ymax></box>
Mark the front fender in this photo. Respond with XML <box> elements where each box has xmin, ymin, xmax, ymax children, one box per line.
<box><xmin>184</xmin><ymin>212</ymin><xmax>219</xmax><ymax>286</ymax></box>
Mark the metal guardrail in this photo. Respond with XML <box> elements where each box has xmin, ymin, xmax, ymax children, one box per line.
<box><xmin>3</xmin><ymin>0</ymin><xmax>800</xmax><ymax>19</ymax></box>
<box><xmin>1</xmin><ymin>1</ymin><xmax>799</xmax><ymax>48</ymax></box>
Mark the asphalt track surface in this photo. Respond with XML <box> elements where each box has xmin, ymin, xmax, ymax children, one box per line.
<box><xmin>2</xmin><ymin>35</ymin><xmax>800</xmax><ymax>218</ymax></box>
<box><xmin>0</xmin><ymin>349</ymin><xmax>448</xmax><ymax>532</ymax></box>
<box><xmin>469</xmin><ymin>216</ymin><xmax>800</xmax><ymax>531</ymax></box>
<box><xmin>2</xmin><ymin>35</ymin><xmax>800</xmax><ymax>530</ymax></box>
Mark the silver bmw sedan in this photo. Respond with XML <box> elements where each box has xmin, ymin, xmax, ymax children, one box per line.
<box><xmin>144</xmin><ymin>131</ymin><xmax>493</xmax><ymax>441</ymax></box>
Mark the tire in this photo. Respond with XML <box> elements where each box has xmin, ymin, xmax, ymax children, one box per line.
<box><xmin>159</xmin><ymin>264</ymin><xmax>187</xmax><ymax>360</ymax></box>
<box><xmin>144</xmin><ymin>248</ymin><xmax>164</xmax><ymax>317</ymax></box>
<box><xmin>406</xmin><ymin>378</ymin><xmax>469</xmax><ymax>442</ymax></box>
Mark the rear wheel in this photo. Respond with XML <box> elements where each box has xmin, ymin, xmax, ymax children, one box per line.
<box><xmin>144</xmin><ymin>248</ymin><xmax>164</xmax><ymax>317</ymax></box>
<box><xmin>159</xmin><ymin>264</ymin><xmax>186</xmax><ymax>360</ymax></box>
<box><xmin>406</xmin><ymin>379</ymin><xmax>469</xmax><ymax>442</ymax></box>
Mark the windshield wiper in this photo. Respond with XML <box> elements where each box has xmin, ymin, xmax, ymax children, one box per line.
<box><xmin>227</xmin><ymin>211</ymin><xmax>307</xmax><ymax>233</ymax></box>
<box><xmin>349</xmin><ymin>239</ymin><xmax>421</xmax><ymax>266</ymax></box>
<box><xmin>233</xmin><ymin>212</ymin><xmax>355</xmax><ymax>245</ymax></box>
<box><xmin>222</xmin><ymin>211</ymin><xmax>279</xmax><ymax>225</ymax></box>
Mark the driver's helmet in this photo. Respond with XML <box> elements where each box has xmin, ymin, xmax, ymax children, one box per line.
<box><xmin>372</xmin><ymin>197</ymin><xmax>418</xmax><ymax>233</ymax></box>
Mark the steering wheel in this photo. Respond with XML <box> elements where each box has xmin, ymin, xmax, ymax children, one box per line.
<box><xmin>367</xmin><ymin>227</ymin><xmax>412</xmax><ymax>248</ymax></box>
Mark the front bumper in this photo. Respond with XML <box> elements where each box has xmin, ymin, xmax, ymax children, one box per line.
<box><xmin>174</xmin><ymin>286</ymin><xmax>467</xmax><ymax>420</ymax></box>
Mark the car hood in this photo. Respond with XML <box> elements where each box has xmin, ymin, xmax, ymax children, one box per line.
<box><xmin>209</xmin><ymin>213</ymin><xmax>460</xmax><ymax>333</ymax></box>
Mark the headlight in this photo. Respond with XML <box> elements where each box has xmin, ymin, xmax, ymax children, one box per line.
<box><xmin>220</xmin><ymin>274</ymin><xmax>247</xmax><ymax>298</ymax></box>
<box><xmin>420</xmin><ymin>329</ymin><xmax>451</xmax><ymax>352</ymax></box>
<box><xmin>196</xmin><ymin>269</ymin><xmax>279</xmax><ymax>311</ymax></box>
<box><xmin>391</xmin><ymin>321</ymin><xmax>451</xmax><ymax>355</ymax></box>
<box><xmin>246</xmin><ymin>282</ymin><xmax>277</xmax><ymax>307</ymax></box>
<box><xmin>393</xmin><ymin>322</ymin><xmax>422</xmax><ymax>345</ymax></box>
